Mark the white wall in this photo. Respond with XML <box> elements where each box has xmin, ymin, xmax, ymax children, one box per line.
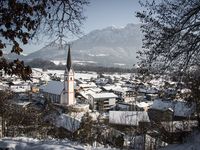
<box><xmin>109</xmin><ymin>98</ymin><xmax>116</xmax><ymax>106</ymax></box>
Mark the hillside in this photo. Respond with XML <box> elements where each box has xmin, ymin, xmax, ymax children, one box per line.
<box><xmin>26</xmin><ymin>24</ymin><xmax>143</xmax><ymax>68</ymax></box>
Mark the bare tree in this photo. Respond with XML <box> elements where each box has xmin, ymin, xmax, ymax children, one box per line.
<box><xmin>0</xmin><ymin>0</ymin><xmax>89</xmax><ymax>79</ymax></box>
<box><xmin>136</xmin><ymin>0</ymin><xmax>200</xmax><ymax>73</ymax></box>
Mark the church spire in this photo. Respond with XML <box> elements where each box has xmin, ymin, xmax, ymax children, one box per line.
<box><xmin>66</xmin><ymin>45</ymin><xmax>72</xmax><ymax>71</ymax></box>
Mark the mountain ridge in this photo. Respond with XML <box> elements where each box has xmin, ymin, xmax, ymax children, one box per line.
<box><xmin>8</xmin><ymin>23</ymin><xmax>143</xmax><ymax>68</ymax></box>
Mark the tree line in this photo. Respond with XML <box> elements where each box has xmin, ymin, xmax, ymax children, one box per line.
<box><xmin>26</xmin><ymin>58</ymin><xmax>137</xmax><ymax>73</ymax></box>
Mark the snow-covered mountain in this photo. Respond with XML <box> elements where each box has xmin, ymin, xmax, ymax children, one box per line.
<box><xmin>26</xmin><ymin>23</ymin><xmax>143</xmax><ymax>67</ymax></box>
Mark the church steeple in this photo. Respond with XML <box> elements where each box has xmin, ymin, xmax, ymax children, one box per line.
<box><xmin>66</xmin><ymin>45</ymin><xmax>72</xmax><ymax>72</ymax></box>
<box><xmin>61</xmin><ymin>44</ymin><xmax>75</xmax><ymax>106</ymax></box>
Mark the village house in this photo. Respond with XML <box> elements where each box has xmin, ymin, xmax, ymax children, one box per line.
<box><xmin>148</xmin><ymin>99</ymin><xmax>196</xmax><ymax>121</ymax></box>
<box><xmin>102</xmin><ymin>85</ymin><xmax>135</xmax><ymax>102</ymax></box>
<box><xmin>117</xmin><ymin>101</ymin><xmax>153</xmax><ymax>111</ymax></box>
<box><xmin>55</xmin><ymin>112</ymin><xmax>84</xmax><ymax>133</ymax></box>
<box><xmin>109</xmin><ymin>111</ymin><xmax>150</xmax><ymax>126</ymax></box>
<box><xmin>77</xmin><ymin>87</ymin><xmax>102</xmax><ymax>102</ymax></box>
<box><xmin>78</xmin><ymin>82</ymin><xmax>97</xmax><ymax>89</ymax></box>
<box><xmin>112</xmin><ymin>87</ymin><xmax>135</xmax><ymax>102</ymax></box>
<box><xmin>88</xmin><ymin>93</ymin><xmax>118</xmax><ymax>111</ymax></box>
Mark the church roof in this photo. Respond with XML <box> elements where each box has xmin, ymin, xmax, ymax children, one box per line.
<box><xmin>66</xmin><ymin>45</ymin><xmax>72</xmax><ymax>72</ymax></box>
<box><xmin>41</xmin><ymin>81</ymin><xmax>64</xmax><ymax>95</ymax></box>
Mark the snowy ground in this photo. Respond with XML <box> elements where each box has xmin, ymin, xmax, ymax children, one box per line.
<box><xmin>33</xmin><ymin>68</ymin><xmax>98</xmax><ymax>80</ymax></box>
<box><xmin>0</xmin><ymin>137</ymin><xmax>117</xmax><ymax>150</ymax></box>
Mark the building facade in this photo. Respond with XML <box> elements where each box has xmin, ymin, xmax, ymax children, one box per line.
<box><xmin>88</xmin><ymin>93</ymin><xmax>118</xmax><ymax>111</ymax></box>
<box><xmin>61</xmin><ymin>45</ymin><xmax>75</xmax><ymax>105</ymax></box>
<box><xmin>41</xmin><ymin>45</ymin><xmax>76</xmax><ymax>106</ymax></box>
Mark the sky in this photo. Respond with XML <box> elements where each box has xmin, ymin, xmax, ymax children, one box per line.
<box><xmin>83</xmin><ymin>0</ymin><xmax>141</xmax><ymax>33</ymax></box>
<box><xmin>21</xmin><ymin>0</ymin><xmax>142</xmax><ymax>54</ymax></box>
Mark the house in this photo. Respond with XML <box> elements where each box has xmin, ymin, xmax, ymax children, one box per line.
<box><xmin>102</xmin><ymin>85</ymin><xmax>135</xmax><ymax>102</ymax></box>
<box><xmin>88</xmin><ymin>93</ymin><xmax>118</xmax><ymax>111</ymax></box>
<box><xmin>9</xmin><ymin>80</ymin><xmax>31</xmax><ymax>93</ymax></box>
<box><xmin>136</xmin><ymin>101</ymin><xmax>153</xmax><ymax>111</ymax></box>
<box><xmin>95</xmin><ymin>78</ymin><xmax>109</xmax><ymax>85</ymax></box>
<box><xmin>117</xmin><ymin>101</ymin><xmax>153</xmax><ymax>111</ymax></box>
<box><xmin>78</xmin><ymin>82</ymin><xmax>97</xmax><ymax>89</ymax></box>
<box><xmin>148</xmin><ymin>99</ymin><xmax>196</xmax><ymax>122</ymax></box>
<box><xmin>77</xmin><ymin>87</ymin><xmax>102</xmax><ymax>102</ymax></box>
<box><xmin>150</xmin><ymin>99</ymin><xmax>196</xmax><ymax>118</ymax></box>
<box><xmin>40</xmin><ymin>46</ymin><xmax>76</xmax><ymax>106</ymax></box>
<box><xmin>109</xmin><ymin>111</ymin><xmax>150</xmax><ymax>126</ymax></box>
<box><xmin>55</xmin><ymin>112</ymin><xmax>84</xmax><ymax>133</ymax></box>
<box><xmin>112</xmin><ymin>87</ymin><xmax>135</xmax><ymax>102</ymax></box>
<box><xmin>55</xmin><ymin>111</ymin><xmax>100</xmax><ymax>133</ymax></box>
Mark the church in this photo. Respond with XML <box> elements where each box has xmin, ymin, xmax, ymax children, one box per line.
<box><xmin>41</xmin><ymin>46</ymin><xmax>76</xmax><ymax>105</ymax></box>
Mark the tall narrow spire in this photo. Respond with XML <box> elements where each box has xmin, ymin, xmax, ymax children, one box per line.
<box><xmin>66</xmin><ymin>45</ymin><xmax>72</xmax><ymax>71</ymax></box>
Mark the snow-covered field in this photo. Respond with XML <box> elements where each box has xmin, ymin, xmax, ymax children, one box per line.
<box><xmin>32</xmin><ymin>68</ymin><xmax>98</xmax><ymax>80</ymax></box>
<box><xmin>0</xmin><ymin>137</ymin><xmax>117</xmax><ymax>150</ymax></box>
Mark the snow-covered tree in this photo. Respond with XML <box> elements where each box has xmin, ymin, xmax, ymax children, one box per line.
<box><xmin>137</xmin><ymin>0</ymin><xmax>200</xmax><ymax>72</ymax></box>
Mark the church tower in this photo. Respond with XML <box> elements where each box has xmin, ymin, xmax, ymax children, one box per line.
<box><xmin>61</xmin><ymin>45</ymin><xmax>75</xmax><ymax>105</ymax></box>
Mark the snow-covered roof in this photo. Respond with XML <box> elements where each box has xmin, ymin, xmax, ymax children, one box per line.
<box><xmin>180</xmin><ymin>88</ymin><xmax>191</xmax><ymax>94</ymax></box>
<box><xmin>96</xmin><ymin>78</ymin><xmax>109</xmax><ymax>84</ymax></box>
<box><xmin>89</xmin><ymin>92</ymin><xmax>118</xmax><ymax>99</ymax></box>
<box><xmin>136</xmin><ymin>102</ymin><xmax>152</xmax><ymax>108</ymax></box>
<box><xmin>151</xmin><ymin>99</ymin><xmax>196</xmax><ymax>117</ymax></box>
<box><xmin>102</xmin><ymin>85</ymin><xmax>120</xmax><ymax>91</ymax></box>
<box><xmin>103</xmin><ymin>73</ymin><xmax>131</xmax><ymax>80</ymax></box>
<box><xmin>88</xmin><ymin>87</ymin><xmax>102</xmax><ymax>93</ymax></box>
<box><xmin>138</xmin><ymin>87</ymin><xmax>158</xmax><ymax>94</ymax></box>
<box><xmin>55</xmin><ymin>112</ymin><xmax>84</xmax><ymax>132</ymax></box>
<box><xmin>79</xmin><ymin>82</ymin><xmax>97</xmax><ymax>88</ymax></box>
<box><xmin>10</xmin><ymin>85</ymin><xmax>30</xmax><ymax>93</ymax></box>
<box><xmin>79</xmin><ymin>88</ymin><xmax>102</xmax><ymax>99</ymax></box>
<box><xmin>41</xmin><ymin>81</ymin><xmax>64</xmax><ymax>95</ymax></box>
<box><xmin>75</xmin><ymin>72</ymin><xmax>98</xmax><ymax>80</ymax></box>
<box><xmin>109</xmin><ymin>111</ymin><xmax>150</xmax><ymax>126</ymax></box>
<box><xmin>79</xmin><ymin>90</ymin><xmax>95</xmax><ymax>99</ymax></box>
<box><xmin>113</xmin><ymin>87</ymin><xmax>134</xmax><ymax>93</ymax></box>
<box><xmin>102</xmin><ymin>85</ymin><xmax>133</xmax><ymax>93</ymax></box>
<box><xmin>15</xmin><ymin>102</ymin><xmax>31</xmax><ymax>107</ymax></box>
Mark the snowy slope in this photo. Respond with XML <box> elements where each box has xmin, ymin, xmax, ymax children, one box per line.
<box><xmin>0</xmin><ymin>137</ymin><xmax>117</xmax><ymax>150</ymax></box>
<box><xmin>0</xmin><ymin>137</ymin><xmax>84</xmax><ymax>150</ymax></box>
<box><xmin>26</xmin><ymin>24</ymin><xmax>142</xmax><ymax>67</ymax></box>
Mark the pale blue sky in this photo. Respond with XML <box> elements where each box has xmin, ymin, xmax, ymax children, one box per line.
<box><xmin>83</xmin><ymin>0</ymin><xmax>141</xmax><ymax>33</ymax></box>
<box><xmin>21</xmin><ymin>0</ymin><xmax>142</xmax><ymax>54</ymax></box>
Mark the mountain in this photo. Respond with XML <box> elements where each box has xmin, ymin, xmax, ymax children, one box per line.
<box><xmin>26</xmin><ymin>23</ymin><xmax>143</xmax><ymax>68</ymax></box>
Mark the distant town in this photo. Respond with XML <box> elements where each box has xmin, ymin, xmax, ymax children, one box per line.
<box><xmin>0</xmin><ymin>46</ymin><xmax>198</xmax><ymax>149</ymax></box>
